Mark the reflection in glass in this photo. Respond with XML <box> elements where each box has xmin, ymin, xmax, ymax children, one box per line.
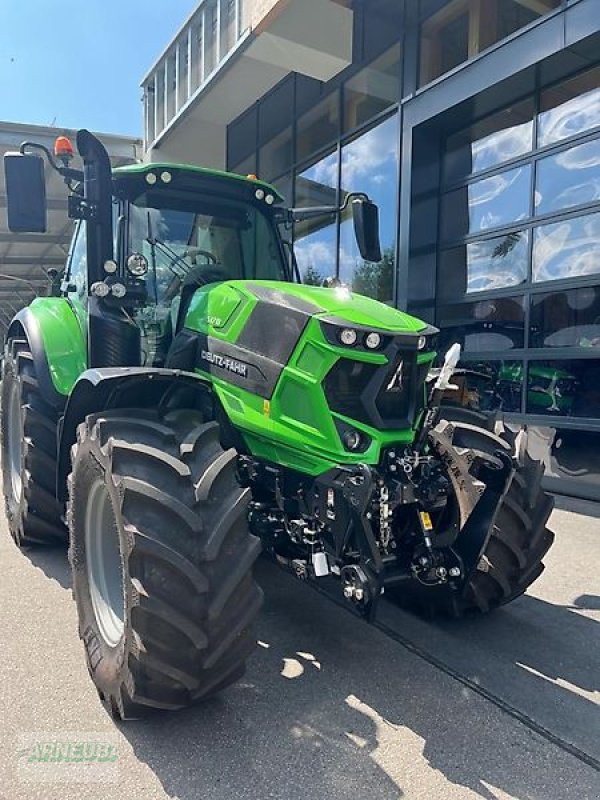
<box><xmin>526</xmin><ymin>360</ymin><xmax>600</xmax><ymax>418</ymax></box>
<box><xmin>294</xmin><ymin>223</ymin><xmax>337</xmax><ymax>286</ymax></box>
<box><xmin>343</xmin><ymin>45</ymin><xmax>401</xmax><ymax>134</ymax></box>
<box><xmin>530</xmin><ymin>286</ymin><xmax>600</xmax><ymax>349</ymax></box>
<box><xmin>439</xmin><ymin>230</ymin><xmax>529</xmax><ymax>299</ymax></box>
<box><xmin>527</xmin><ymin>424</ymin><xmax>600</xmax><ymax>491</ymax></box>
<box><xmin>272</xmin><ymin>173</ymin><xmax>292</xmax><ymax>207</ymax></box>
<box><xmin>448</xmin><ymin>361</ymin><xmax>523</xmax><ymax>413</ymax></box>
<box><xmin>533</xmin><ymin>212</ymin><xmax>600</xmax><ymax>283</ymax></box>
<box><xmin>535</xmin><ymin>137</ymin><xmax>600</xmax><ymax>216</ymax></box>
<box><xmin>296</xmin><ymin>92</ymin><xmax>339</xmax><ymax>163</ymax></box>
<box><xmin>441</xmin><ymin>165</ymin><xmax>531</xmax><ymax>240</ymax></box>
<box><xmin>437</xmin><ymin>296</ymin><xmax>525</xmax><ymax>352</ymax></box>
<box><xmin>259</xmin><ymin>127</ymin><xmax>293</xmax><ymax>182</ymax></box>
<box><xmin>338</xmin><ymin>115</ymin><xmax>399</xmax><ymax>302</ymax></box>
<box><xmin>294</xmin><ymin>152</ymin><xmax>339</xmax><ymax>284</ymax></box>
<box><xmin>444</xmin><ymin>100</ymin><xmax>534</xmax><ymax>183</ymax></box>
<box><xmin>420</xmin><ymin>0</ymin><xmax>559</xmax><ymax>87</ymax></box>
<box><xmin>420</xmin><ymin>3</ymin><xmax>469</xmax><ymax>86</ymax></box>
<box><xmin>538</xmin><ymin>66</ymin><xmax>600</xmax><ymax>147</ymax></box>
<box><xmin>230</xmin><ymin>154</ymin><xmax>256</xmax><ymax>179</ymax></box>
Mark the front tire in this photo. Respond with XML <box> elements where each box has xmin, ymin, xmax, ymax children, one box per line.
<box><xmin>444</xmin><ymin>410</ymin><xmax>555</xmax><ymax>615</ymax></box>
<box><xmin>0</xmin><ymin>337</ymin><xmax>65</xmax><ymax>546</ymax></box>
<box><xmin>68</xmin><ymin>407</ymin><xmax>263</xmax><ymax>718</ymax></box>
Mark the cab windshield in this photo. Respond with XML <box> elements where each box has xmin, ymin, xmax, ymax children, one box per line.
<box><xmin>128</xmin><ymin>190</ymin><xmax>288</xmax><ymax>367</ymax></box>
<box><xmin>129</xmin><ymin>190</ymin><xmax>287</xmax><ymax>305</ymax></box>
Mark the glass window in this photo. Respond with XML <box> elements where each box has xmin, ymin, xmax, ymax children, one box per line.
<box><xmin>177</xmin><ymin>38</ymin><xmax>189</xmax><ymax>110</ymax></box>
<box><xmin>420</xmin><ymin>0</ymin><xmax>560</xmax><ymax>87</ymax></box>
<box><xmin>441</xmin><ymin>165</ymin><xmax>531</xmax><ymax>241</ymax></box>
<box><xmin>533</xmin><ymin>212</ymin><xmax>600</xmax><ymax>283</ymax></box>
<box><xmin>229</xmin><ymin>154</ymin><xmax>256</xmax><ymax>179</ymax></box>
<box><xmin>439</xmin><ymin>230</ymin><xmax>529</xmax><ymax>299</ymax></box>
<box><xmin>338</xmin><ymin>115</ymin><xmax>399</xmax><ymax>302</ymax></box>
<box><xmin>443</xmin><ymin>100</ymin><xmax>534</xmax><ymax>184</ymax></box>
<box><xmin>444</xmin><ymin>360</ymin><xmax>523</xmax><ymax>413</ymax></box>
<box><xmin>129</xmin><ymin>191</ymin><xmax>287</xmax><ymax>295</ymax></box>
<box><xmin>227</xmin><ymin>106</ymin><xmax>257</xmax><ymax>168</ymax></box>
<box><xmin>296</xmin><ymin>91</ymin><xmax>339</xmax><ymax>164</ymax></box>
<box><xmin>527</xmin><ymin>359</ymin><xmax>600</xmax><ymax>418</ymax></box>
<box><xmin>155</xmin><ymin>69</ymin><xmax>165</xmax><ymax>134</ymax></box>
<box><xmin>363</xmin><ymin>0</ymin><xmax>404</xmax><ymax>61</ymax></box>
<box><xmin>437</xmin><ymin>296</ymin><xmax>526</xmax><ymax>353</ymax></box>
<box><xmin>166</xmin><ymin>52</ymin><xmax>177</xmax><ymax>121</ymax></box>
<box><xmin>343</xmin><ymin>45</ymin><xmax>401</xmax><ymax>135</ymax></box>
<box><xmin>145</xmin><ymin>86</ymin><xmax>155</xmax><ymax>143</ymax></box>
<box><xmin>294</xmin><ymin>151</ymin><xmax>339</xmax><ymax>284</ymax></box>
<box><xmin>67</xmin><ymin>221</ymin><xmax>87</xmax><ymax>303</ymax></box>
<box><xmin>530</xmin><ymin>424</ymin><xmax>600</xmax><ymax>491</ymax></box>
<box><xmin>220</xmin><ymin>0</ymin><xmax>237</xmax><ymax>55</ymax></box>
<box><xmin>191</xmin><ymin>17</ymin><xmax>204</xmax><ymax>91</ymax></box>
<box><xmin>204</xmin><ymin>0</ymin><xmax>218</xmax><ymax>76</ymax></box>
<box><xmin>259</xmin><ymin>127</ymin><xmax>292</xmax><ymax>183</ymax></box>
<box><xmin>530</xmin><ymin>286</ymin><xmax>600</xmax><ymax>349</ymax></box>
<box><xmin>535</xmin><ymin>137</ymin><xmax>600</xmax><ymax>216</ymax></box>
<box><xmin>538</xmin><ymin>66</ymin><xmax>600</xmax><ymax>148</ymax></box>
<box><xmin>272</xmin><ymin>173</ymin><xmax>292</xmax><ymax>207</ymax></box>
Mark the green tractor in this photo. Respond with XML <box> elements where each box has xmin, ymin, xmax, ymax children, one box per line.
<box><xmin>2</xmin><ymin>131</ymin><xmax>554</xmax><ymax>718</ymax></box>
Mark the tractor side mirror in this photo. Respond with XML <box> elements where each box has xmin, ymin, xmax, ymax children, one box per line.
<box><xmin>352</xmin><ymin>197</ymin><xmax>382</xmax><ymax>263</ymax></box>
<box><xmin>4</xmin><ymin>152</ymin><xmax>47</xmax><ymax>233</ymax></box>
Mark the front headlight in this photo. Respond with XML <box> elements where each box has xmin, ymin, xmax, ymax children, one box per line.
<box><xmin>127</xmin><ymin>253</ymin><xmax>149</xmax><ymax>277</ymax></box>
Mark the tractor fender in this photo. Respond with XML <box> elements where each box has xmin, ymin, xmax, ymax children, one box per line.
<box><xmin>56</xmin><ymin>367</ymin><xmax>213</xmax><ymax>502</ymax></box>
<box><xmin>6</xmin><ymin>299</ymin><xmax>87</xmax><ymax>410</ymax></box>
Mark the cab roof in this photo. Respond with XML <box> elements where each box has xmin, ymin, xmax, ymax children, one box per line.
<box><xmin>112</xmin><ymin>162</ymin><xmax>284</xmax><ymax>203</ymax></box>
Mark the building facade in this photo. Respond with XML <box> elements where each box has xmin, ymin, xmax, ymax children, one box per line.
<box><xmin>142</xmin><ymin>0</ymin><xmax>600</xmax><ymax>500</ymax></box>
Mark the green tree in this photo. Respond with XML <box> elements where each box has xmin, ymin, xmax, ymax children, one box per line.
<box><xmin>350</xmin><ymin>248</ymin><xmax>395</xmax><ymax>302</ymax></box>
<box><xmin>302</xmin><ymin>264</ymin><xmax>324</xmax><ymax>286</ymax></box>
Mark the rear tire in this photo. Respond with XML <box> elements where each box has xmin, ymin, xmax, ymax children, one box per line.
<box><xmin>68</xmin><ymin>407</ymin><xmax>263</xmax><ymax>718</ymax></box>
<box><xmin>0</xmin><ymin>337</ymin><xmax>65</xmax><ymax>546</ymax></box>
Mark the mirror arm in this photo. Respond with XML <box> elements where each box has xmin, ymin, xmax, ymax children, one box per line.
<box><xmin>19</xmin><ymin>141</ymin><xmax>84</xmax><ymax>184</ymax></box>
<box><xmin>280</xmin><ymin>192</ymin><xmax>372</xmax><ymax>224</ymax></box>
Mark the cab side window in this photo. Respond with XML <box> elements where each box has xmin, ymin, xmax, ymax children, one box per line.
<box><xmin>67</xmin><ymin>221</ymin><xmax>87</xmax><ymax>302</ymax></box>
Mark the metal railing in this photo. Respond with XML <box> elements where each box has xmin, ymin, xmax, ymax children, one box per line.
<box><xmin>142</xmin><ymin>0</ymin><xmax>249</xmax><ymax>149</ymax></box>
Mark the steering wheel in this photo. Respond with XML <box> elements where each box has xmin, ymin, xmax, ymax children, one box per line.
<box><xmin>163</xmin><ymin>250</ymin><xmax>218</xmax><ymax>302</ymax></box>
<box><xmin>183</xmin><ymin>248</ymin><xmax>217</xmax><ymax>265</ymax></box>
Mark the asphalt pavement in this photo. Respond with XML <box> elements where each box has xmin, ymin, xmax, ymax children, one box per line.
<box><xmin>0</xmin><ymin>497</ymin><xmax>599</xmax><ymax>800</ymax></box>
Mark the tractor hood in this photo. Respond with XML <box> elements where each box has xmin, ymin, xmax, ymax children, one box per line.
<box><xmin>183</xmin><ymin>279</ymin><xmax>435</xmax><ymax>338</ymax></box>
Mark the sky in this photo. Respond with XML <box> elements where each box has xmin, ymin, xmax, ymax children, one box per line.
<box><xmin>1</xmin><ymin>0</ymin><xmax>199</xmax><ymax>137</ymax></box>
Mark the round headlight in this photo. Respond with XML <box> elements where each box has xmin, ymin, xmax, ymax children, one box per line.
<box><xmin>365</xmin><ymin>332</ymin><xmax>381</xmax><ymax>350</ymax></box>
<box><xmin>103</xmin><ymin>259</ymin><xmax>118</xmax><ymax>274</ymax></box>
<box><xmin>418</xmin><ymin>335</ymin><xmax>427</xmax><ymax>350</ymax></box>
<box><xmin>265</xmin><ymin>194</ymin><xmax>274</xmax><ymax>205</ymax></box>
<box><xmin>111</xmin><ymin>283</ymin><xmax>127</xmax><ymax>299</ymax></box>
<box><xmin>343</xmin><ymin>429</ymin><xmax>362</xmax><ymax>451</ymax></box>
<box><xmin>91</xmin><ymin>281</ymin><xmax>109</xmax><ymax>298</ymax></box>
<box><xmin>127</xmin><ymin>253</ymin><xmax>148</xmax><ymax>277</ymax></box>
<box><xmin>160</xmin><ymin>171</ymin><xmax>172</xmax><ymax>183</ymax></box>
<box><xmin>145</xmin><ymin>172</ymin><xmax>157</xmax><ymax>185</ymax></box>
<box><xmin>339</xmin><ymin>328</ymin><xmax>357</xmax><ymax>346</ymax></box>
<box><xmin>255</xmin><ymin>188</ymin><xmax>265</xmax><ymax>201</ymax></box>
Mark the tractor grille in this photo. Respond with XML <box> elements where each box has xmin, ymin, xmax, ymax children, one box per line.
<box><xmin>324</xmin><ymin>348</ymin><xmax>429</xmax><ymax>430</ymax></box>
<box><xmin>323</xmin><ymin>359</ymin><xmax>379</xmax><ymax>426</ymax></box>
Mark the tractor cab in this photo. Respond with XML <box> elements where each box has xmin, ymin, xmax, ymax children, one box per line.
<box><xmin>111</xmin><ymin>164</ymin><xmax>290</xmax><ymax>366</ymax></box>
